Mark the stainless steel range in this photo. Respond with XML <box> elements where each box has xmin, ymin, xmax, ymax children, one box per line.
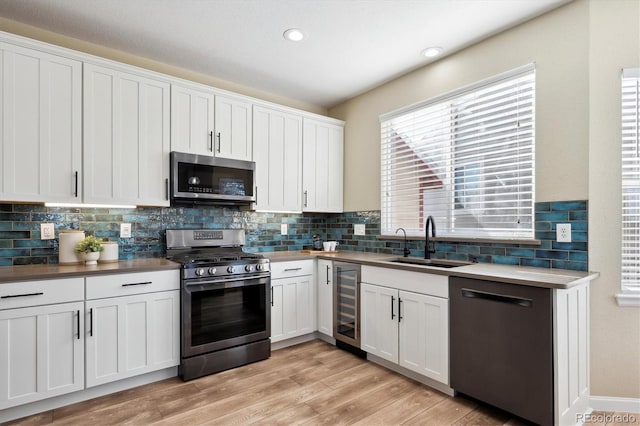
<box><xmin>166</xmin><ymin>229</ymin><xmax>271</xmax><ymax>381</ymax></box>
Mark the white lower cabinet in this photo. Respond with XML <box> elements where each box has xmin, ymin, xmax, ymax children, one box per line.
<box><xmin>270</xmin><ymin>260</ymin><xmax>315</xmax><ymax>343</ymax></box>
<box><xmin>316</xmin><ymin>259</ymin><xmax>333</xmax><ymax>337</ymax></box>
<box><xmin>0</xmin><ymin>279</ymin><xmax>85</xmax><ymax>410</ymax></box>
<box><xmin>85</xmin><ymin>271</ymin><xmax>180</xmax><ymax>387</ymax></box>
<box><xmin>360</xmin><ymin>266</ymin><xmax>449</xmax><ymax>385</ymax></box>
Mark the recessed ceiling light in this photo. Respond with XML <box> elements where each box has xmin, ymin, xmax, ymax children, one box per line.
<box><xmin>283</xmin><ymin>28</ymin><xmax>305</xmax><ymax>42</ymax></box>
<box><xmin>422</xmin><ymin>47</ymin><xmax>443</xmax><ymax>58</ymax></box>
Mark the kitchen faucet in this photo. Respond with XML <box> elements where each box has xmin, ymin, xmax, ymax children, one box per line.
<box><xmin>395</xmin><ymin>227</ymin><xmax>410</xmax><ymax>257</ymax></box>
<box><xmin>424</xmin><ymin>216</ymin><xmax>436</xmax><ymax>259</ymax></box>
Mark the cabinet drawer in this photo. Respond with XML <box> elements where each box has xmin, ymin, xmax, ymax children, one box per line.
<box><xmin>271</xmin><ymin>260</ymin><xmax>314</xmax><ymax>279</ymax></box>
<box><xmin>361</xmin><ymin>266</ymin><xmax>448</xmax><ymax>298</ymax></box>
<box><xmin>86</xmin><ymin>270</ymin><xmax>180</xmax><ymax>300</ymax></box>
<box><xmin>0</xmin><ymin>278</ymin><xmax>84</xmax><ymax>310</ymax></box>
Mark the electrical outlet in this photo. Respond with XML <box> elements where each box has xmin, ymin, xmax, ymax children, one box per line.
<box><xmin>40</xmin><ymin>223</ymin><xmax>54</xmax><ymax>240</ymax></box>
<box><xmin>280</xmin><ymin>223</ymin><xmax>288</xmax><ymax>235</ymax></box>
<box><xmin>120</xmin><ymin>223</ymin><xmax>132</xmax><ymax>238</ymax></box>
<box><xmin>354</xmin><ymin>224</ymin><xmax>366</xmax><ymax>236</ymax></box>
<box><xmin>557</xmin><ymin>223</ymin><xmax>571</xmax><ymax>243</ymax></box>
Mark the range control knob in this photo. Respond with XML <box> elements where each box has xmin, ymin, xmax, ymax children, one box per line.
<box><xmin>227</xmin><ymin>266</ymin><xmax>235</xmax><ymax>273</ymax></box>
<box><xmin>208</xmin><ymin>267</ymin><xmax>216</xmax><ymax>275</ymax></box>
<box><xmin>245</xmin><ymin>264</ymin><xmax>253</xmax><ymax>272</ymax></box>
<box><xmin>256</xmin><ymin>263</ymin><xmax>264</xmax><ymax>271</ymax></box>
<box><xmin>195</xmin><ymin>268</ymin><xmax>205</xmax><ymax>277</ymax></box>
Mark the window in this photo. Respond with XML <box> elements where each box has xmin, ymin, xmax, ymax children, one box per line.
<box><xmin>380</xmin><ymin>64</ymin><xmax>535</xmax><ymax>239</ymax></box>
<box><xmin>621</xmin><ymin>68</ymin><xmax>640</xmax><ymax>300</ymax></box>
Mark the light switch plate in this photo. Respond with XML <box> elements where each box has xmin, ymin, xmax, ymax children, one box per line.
<box><xmin>354</xmin><ymin>224</ymin><xmax>366</xmax><ymax>236</ymax></box>
<box><xmin>557</xmin><ymin>223</ymin><xmax>571</xmax><ymax>243</ymax></box>
<box><xmin>120</xmin><ymin>223</ymin><xmax>132</xmax><ymax>238</ymax></box>
<box><xmin>40</xmin><ymin>223</ymin><xmax>54</xmax><ymax>240</ymax></box>
<box><xmin>281</xmin><ymin>223</ymin><xmax>288</xmax><ymax>235</ymax></box>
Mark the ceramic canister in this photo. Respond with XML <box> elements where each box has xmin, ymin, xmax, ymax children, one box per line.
<box><xmin>59</xmin><ymin>230</ymin><xmax>85</xmax><ymax>265</ymax></box>
<box><xmin>99</xmin><ymin>241</ymin><xmax>119</xmax><ymax>263</ymax></box>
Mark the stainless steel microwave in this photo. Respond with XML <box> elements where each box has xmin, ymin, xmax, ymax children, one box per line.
<box><xmin>170</xmin><ymin>151</ymin><xmax>256</xmax><ymax>206</ymax></box>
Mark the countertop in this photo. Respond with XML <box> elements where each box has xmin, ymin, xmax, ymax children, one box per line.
<box><xmin>0</xmin><ymin>258</ymin><xmax>180</xmax><ymax>283</ymax></box>
<box><xmin>264</xmin><ymin>251</ymin><xmax>599</xmax><ymax>289</ymax></box>
<box><xmin>0</xmin><ymin>252</ymin><xmax>599</xmax><ymax>289</ymax></box>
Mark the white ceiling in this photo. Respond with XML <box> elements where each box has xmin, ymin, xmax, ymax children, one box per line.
<box><xmin>0</xmin><ymin>0</ymin><xmax>571</xmax><ymax>108</ymax></box>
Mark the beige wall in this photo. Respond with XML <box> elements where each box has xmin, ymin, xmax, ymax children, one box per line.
<box><xmin>330</xmin><ymin>0</ymin><xmax>590</xmax><ymax>211</ymax></box>
<box><xmin>330</xmin><ymin>0</ymin><xmax>640</xmax><ymax>400</ymax></box>
<box><xmin>0</xmin><ymin>17</ymin><xmax>327</xmax><ymax>116</ymax></box>
<box><xmin>588</xmin><ymin>0</ymin><xmax>640</xmax><ymax>399</ymax></box>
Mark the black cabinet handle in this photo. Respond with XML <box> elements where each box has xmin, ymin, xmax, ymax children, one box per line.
<box><xmin>209</xmin><ymin>130</ymin><xmax>214</xmax><ymax>152</ymax></box>
<box><xmin>1</xmin><ymin>292</ymin><xmax>44</xmax><ymax>299</ymax></box>
<box><xmin>74</xmin><ymin>171</ymin><xmax>79</xmax><ymax>197</ymax></box>
<box><xmin>461</xmin><ymin>288</ymin><xmax>533</xmax><ymax>308</ymax></box>
<box><xmin>216</xmin><ymin>132</ymin><xmax>221</xmax><ymax>152</ymax></box>
<box><xmin>271</xmin><ymin>286</ymin><xmax>274</xmax><ymax>307</ymax></box>
<box><xmin>326</xmin><ymin>265</ymin><xmax>330</xmax><ymax>285</ymax></box>
<box><xmin>304</xmin><ymin>190</ymin><xmax>308</xmax><ymax>207</ymax></box>
<box><xmin>284</xmin><ymin>268</ymin><xmax>302</xmax><ymax>272</ymax></box>
<box><xmin>76</xmin><ymin>310</ymin><xmax>80</xmax><ymax>340</ymax></box>
<box><xmin>89</xmin><ymin>308</ymin><xmax>93</xmax><ymax>337</ymax></box>
<box><xmin>122</xmin><ymin>281</ymin><xmax>152</xmax><ymax>287</ymax></box>
<box><xmin>165</xmin><ymin>178</ymin><xmax>169</xmax><ymax>200</ymax></box>
<box><xmin>398</xmin><ymin>297</ymin><xmax>403</xmax><ymax>322</ymax></box>
<box><xmin>391</xmin><ymin>295</ymin><xmax>395</xmax><ymax>320</ymax></box>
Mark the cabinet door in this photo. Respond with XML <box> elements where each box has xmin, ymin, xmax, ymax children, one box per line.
<box><xmin>253</xmin><ymin>106</ymin><xmax>302</xmax><ymax>212</ymax></box>
<box><xmin>0</xmin><ymin>302</ymin><xmax>84</xmax><ymax>409</ymax></box>
<box><xmin>270</xmin><ymin>281</ymin><xmax>284</xmax><ymax>342</ymax></box>
<box><xmin>398</xmin><ymin>290</ymin><xmax>449</xmax><ymax>384</ymax></box>
<box><xmin>0</xmin><ymin>42</ymin><xmax>82</xmax><ymax>203</ymax></box>
<box><xmin>85</xmin><ymin>290</ymin><xmax>179</xmax><ymax>387</ymax></box>
<box><xmin>214</xmin><ymin>95</ymin><xmax>252</xmax><ymax>161</ymax></box>
<box><xmin>271</xmin><ymin>275</ymin><xmax>315</xmax><ymax>343</ymax></box>
<box><xmin>317</xmin><ymin>259</ymin><xmax>334</xmax><ymax>337</ymax></box>
<box><xmin>360</xmin><ymin>283</ymin><xmax>398</xmax><ymax>363</ymax></box>
<box><xmin>170</xmin><ymin>84</ymin><xmax>214</xmax><ymax>155</ymax></box>
<box><xmin>84</xmin><ymin>63</ymin><xmax>170</xmax><ymax>206</ymax></box>
<box><xmin>302</xmin><ymin>119</ymin><xmax>344</xmax><ymax>212</ymax></box>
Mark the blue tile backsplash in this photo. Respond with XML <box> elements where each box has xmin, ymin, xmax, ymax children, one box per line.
<box><xmin>0</xmin><ymin>200</ymin><xmax>588</xmax><ymax>271</ymax></box>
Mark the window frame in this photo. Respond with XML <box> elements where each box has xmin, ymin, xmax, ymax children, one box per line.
<box><xmin>619</xmin><ymin>67</ymin><xmax>640</xmax><ymax>307</ymax></box>
<box><xmin>379</xmin><ymin>64</ymin><xmax>536</xmax><ymax>241</ymax></box>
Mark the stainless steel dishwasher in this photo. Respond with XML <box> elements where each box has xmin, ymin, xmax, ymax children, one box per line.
<box><xmin>449</xmin><ymin>277</ymin><xmax>553</xmax><ymax>425</ymax></box>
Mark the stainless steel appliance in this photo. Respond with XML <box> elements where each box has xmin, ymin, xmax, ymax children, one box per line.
<box><xmin>449</xmin><ymin>277</ymin><xmax>553</xmax><ymax>425</ymax></box>
<box><xmin>170</xmin><ymin>151</ymin><xmax>256</xmax><ymax>206</ymax></box>
<box><xmin>166</xmin><ymin>229</ymin><xmax>270</xmax><ymax>381</ymax></box>
<box><xmin>333</xmin><ymin>262</ymin><xmax>361</xmax><ymax>348</ymax></box>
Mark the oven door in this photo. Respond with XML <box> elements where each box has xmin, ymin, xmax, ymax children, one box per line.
<box><xmin>182</xmin><ymin>275</ymin><xmax>270</xmax><ymax>358</ymax></box>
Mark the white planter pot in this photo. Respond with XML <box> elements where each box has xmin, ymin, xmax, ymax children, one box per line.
<box><xmin>83</xmin><ymin>251</ymin><xmax>100</xmax><ymax>266</ymax></box>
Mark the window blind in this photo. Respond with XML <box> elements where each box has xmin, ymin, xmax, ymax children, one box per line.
<box><xmin>380</xmin><ymin>64</ymin><xmax>535</xmax><ymax>239</ymax></box>
<box><xmin>621</xmin><ymin>68</ymin><xmax>640</xmax><ymax>293</ymax></box>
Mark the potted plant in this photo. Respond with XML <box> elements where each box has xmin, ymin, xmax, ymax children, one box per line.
<box><xmin>75</xmin><ymin>235</ymin><xmax>104</xmax><ymax>265</ymax></box>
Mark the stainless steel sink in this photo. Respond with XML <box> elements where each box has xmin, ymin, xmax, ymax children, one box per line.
<box><xmin>388</xmin><ymin>257</ymin><xmax>471</xmax><ymax>268</ymax></box>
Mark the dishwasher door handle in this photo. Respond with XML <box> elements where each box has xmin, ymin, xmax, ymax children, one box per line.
<box><xmin>461</xmin><ymin>288</ymin><xmax>533</xmax><ymax>308</ymax></box>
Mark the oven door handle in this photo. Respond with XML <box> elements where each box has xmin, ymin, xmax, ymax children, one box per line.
<box><xmin>184</xmin><ymin>275</ymin><xmax>270</xmax><ymax>291</ymax></box>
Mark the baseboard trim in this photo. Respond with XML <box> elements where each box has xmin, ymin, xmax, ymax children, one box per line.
<box><xmin>590</xmin><ymin>396</ymin><xmax>640</xmax><ymax>413</ymax></box>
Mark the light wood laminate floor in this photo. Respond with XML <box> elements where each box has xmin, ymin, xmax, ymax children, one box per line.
<box><xmin>5</xmin><ymin>340</ymin><xmax>637</xmax><ymax>426</ymax></box>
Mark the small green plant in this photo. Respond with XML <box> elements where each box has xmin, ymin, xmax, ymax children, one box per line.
<box><xmin>75</xmin><ymin>235</ymin><xmax>104</xmax><ymax>254</ymax></box>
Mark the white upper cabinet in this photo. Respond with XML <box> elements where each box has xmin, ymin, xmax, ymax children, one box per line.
<box><xmin>170</xmin><ymin>84</ymin><xmax>215</xmax><ymax>156</ymax></box>
<box><xmin>214</xmin><ymin>95</ymin><xmax>253</xmax><ymax>161</ymax></box>
<box><xmin>302</xmin><ymin>118</ymin><xmax>344</xmax><ymax>212</ymax></box>
<box><xmin>170</xmin><ymin>87</ymin><xmax>252</xmax><ymax>162</ymax></box>
<box><xmin>0</xmin><ymin>42</ymin><xmax>82</xmax><ymax>203</ymax></box>
<box><xmin>84</xmin><ymin>63</ymin><xmax>170</xmax><ymax>206</ymax></box>
<box><xmin>253</xmin><ymin>105</ymin><xmax>302</xmax><ymax>212</ymax></box>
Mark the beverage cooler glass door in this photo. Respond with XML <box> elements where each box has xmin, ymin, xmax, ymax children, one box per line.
<box><xmin>333</xmin><ymin>262</ymin><xmax>361</xmax><ymax>347</ymax></box>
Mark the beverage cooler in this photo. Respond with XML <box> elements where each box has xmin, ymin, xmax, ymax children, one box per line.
<box><xmin>333</xmin><ymin>262</ymin><xmax>361</xmax><ymax>348</ymax></box>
